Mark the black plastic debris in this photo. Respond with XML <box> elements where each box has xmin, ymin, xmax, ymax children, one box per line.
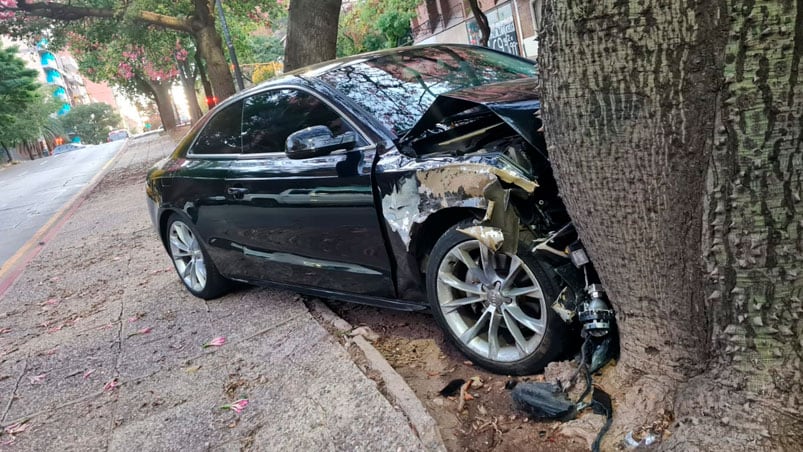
<box><xmin>439</xmin><ymin>379</ymin><xmax>465</xmax><ymax>397</ymax></box>
<box><xmin>511</xmin><ymin>382</ymin><xmax>578</xmax><ymax>422</ymax></box>
<box><xmin>511</xmin><ymin>336</ymin><xmax>617</xmax><ymax>452</ymax></box>
<box><xmin>504</xmin><ymin>379</ymin><xmax>519</xmax><ymax>390</ymax></box>
<box><xmin>590</xmin><ymin>387</ymin><xmax>613</xmax><ymax>452</ymax></box>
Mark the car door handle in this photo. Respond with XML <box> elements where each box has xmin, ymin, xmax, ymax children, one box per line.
<box><xmin>227</xmin><ymin>186</ymin><xmax>249</xmax><ymax>199</ymax></box>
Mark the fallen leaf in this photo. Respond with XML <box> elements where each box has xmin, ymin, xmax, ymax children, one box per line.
<box><xmin>128</xmin><ymin>327</ymin><xmax>152</xmax><ymax>337</ymax></box>
<box><xmin>29</xmin><ymin>373</ymin><xmax>46</xmax><ymax>385</ymax></box>
<box><xmin>103</xmin><ymin>378</ymin><xmax>119</xmax><ymax>392</ymax></box>
<box><xmin>0</xmin><ymin>327</ymin><xmax>10</xmax><ymax>335</ymax></box>
<box><xmin>463</xmin><ymin>360</ymin><xmax>474</xmax><ymax>366</ymax></box>
<box><xmin>221</xmin><ymin>398</ymin><xmax>249</xmax><ymax>414</ymax></box>
<box><xmin>4</xmin><ymin>421</ymin><xmax>28</xmax><ymax>435</ymax></box>
<box><xmin>203</xmin><ymin>336</ymin><xmax>226</xmax><ymax>348</ymax></box>
<box><xmin>83</xmin><ymin>369</ymin><xmax>95</xmax><ymax>379</ymax></box>
<box><xmin>184</xmin><ymin>365</ymin><xmax>202</xmax><ymax>374</ymax></box>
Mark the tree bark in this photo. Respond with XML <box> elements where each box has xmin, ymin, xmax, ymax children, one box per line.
<box><xmin>178</xmin><ymin>58</ymin><xmax>202</xmax><ymax>123</ymax></box>
<box><xmin>540</xmin><ymin>0</ymin><xmax>803</xmax><ymax>449</ymax></box>
<box><xmin>139</xmin><ymin>78</ymin><xmax>177</xmax><ymax>131</ymax></box>
<box><xmin>195</xmin><ymin>51</ymin><xmax>215</xmax><ymax>106</ymax></box>
<box><xmin>284</xmin><ymin>0</ymin><xmax>342</xmax><ymax>71</ymax></box>
<box><xmin>190</xmin><ymin>0</ymin><xmax>236</xmax><ymax>101</ymax></box>
<box><xmin>667</xmin><ymin>0</ymin><xmax>803</xmax><ymax>449</ymax></box>
<box><xmin>1</xmin><ymin>142</ymin><xmax>12</xmax><ymax>163</ymax></box>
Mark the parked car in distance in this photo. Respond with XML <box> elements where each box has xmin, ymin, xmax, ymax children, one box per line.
<box><xmin>108</xmin><ymin>129</ymin><xmax>129</xmax><ymax>142</ymax></box>
<box><xmin>146</xmin><ymin>44</ymin><xmax>577</xmax><ymax>375</ymax></box>
<box><xmin>53</xmin><ymin>143</ymin><xmax>86</xmax><ymax>155</ymax></box>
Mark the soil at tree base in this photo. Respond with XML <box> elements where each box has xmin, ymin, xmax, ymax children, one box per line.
<box><xmin>326</xmin><ymin>301</ymin><xmax>594</xmax><ymax>452</ymax></box>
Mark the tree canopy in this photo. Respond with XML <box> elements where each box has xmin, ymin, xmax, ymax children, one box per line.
<box><xmin>0</xmin><ymin>44</ymin><xmax>60</xmax><ymax>151</ymax></box>
<box><xmin>59</xmin><ymin>102</ymin><xmax>121</xmax><ymax>144</ymax></box>
<box><xmin>337</xmin><ymin>0</ymin><xmax>418</xmax><ymax>57</ymax></box>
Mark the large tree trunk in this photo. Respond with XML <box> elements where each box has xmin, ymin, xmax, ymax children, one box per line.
<box><xmin>178</xmin><ymin>58</ymin><xmax>203</xmax><ymax>122</ymax></box>
<box><xmin>284</xmin><ymin>0</ymin><xmax>342</xmax><ymax>71</ymax></box>
<box><xmin>141</xmin><ymin>79</ymin><xmax>177</xmax><ymax>131</ymax></box>
<box><xmin>540</xmin><ymin>0</ymin><xmax>802</xmax><ymax>449</ymax></box>
<box><xmin>191</xmin><ymin>8</ymin><xmax>236</xmax><ymax>101</ymax></box>
<box><xmin>667</xmin><ymin>0</ymin><xmax>803</xmax><ymax>449</ymax></box>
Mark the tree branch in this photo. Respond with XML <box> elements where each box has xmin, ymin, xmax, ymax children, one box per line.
<box><xmin>8</xmin><ymin>2</ymin><xmax>115</xmax><ymax>21</ymax></box>
<box><xmin>138</xmin><ymin>11</ymin><xmax>192</xmax><ymax>33</ymax></box>
<box><xmin>3</xmin><ymin>2</ymin><xmax>192</xmax><ymax>33</ymax></box>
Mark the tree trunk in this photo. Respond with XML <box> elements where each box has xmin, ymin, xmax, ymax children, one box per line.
<box><xmin>284</xmin><ymin>0</ymin><xmax>342</xmax><ymax>71</ymax></box>
<box><xmin>195</xmin><ymin>50</ymin><xmax>215</xmax><ymax>107</ymax></box>
<box><xmin>142</xmin><ymin>79</ymin><xmax>177</xmax><ymax>131</ymax></box>
<box><xmin>667</xmin><ymin>0</ymin><xmax>803</xmax><ymax>449</ymax></box>
<box><xmin>178</xmin><ymin>58</ymin><xmax>203</xmax><ymax>122</ymax></box>
<box><xmin>540</xmin><ymin>0</ymin><xmax>802</xmax><ymax>449</ymax></box>
<box><xmin>467</xmin><ymin>0</ymin><xmax>490</xmax><ymax>47</ymax></box>
<box><xmin>190</xmin><ymin>0</ymin><xmax>235</xmax><ymax>101</ymax></box>
<box><xmin>1</xmin><ymin>142</ymin><xmax>12</xmax><ymax>163</ymax></box>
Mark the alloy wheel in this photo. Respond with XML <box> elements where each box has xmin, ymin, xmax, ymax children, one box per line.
<box><xmin>435</xmin><ymin>239</ymin><xmax>548</xmax><ymax>362</ymax></box>
<box><xmin>168</xmin><ymin>221</ymin><xmax>207</xmax><ymax>293</ymax></box>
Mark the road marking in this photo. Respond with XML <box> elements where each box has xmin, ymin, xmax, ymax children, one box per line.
<box><xmin>0</xmin><ymin>145</ymin><xmax>123</xmax><ymax>295</ymax></box>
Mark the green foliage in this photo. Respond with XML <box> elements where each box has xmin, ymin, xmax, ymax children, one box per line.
<box><xmin>0</xmin><ymin>45</ymin><xmax>40</xmax><ymax>128</ymax></box>
<box><xmin>59</xmin><ymin>103</ymin><xmax>122</xmax><ymax>144</ymax></box>
<box><xmin>244</xmin><ymin>34</ymin><xmax>285</xmax><ymax>64</ymax></box>
<box><xmin>0</xmin><ymin>45</ymin><xmax>59</xmax><ymax>147</ymax></box>
<box><xmin>337</xmin><ymin>0</ymin><xmax>419</xmax><ymax>57</ymax></box>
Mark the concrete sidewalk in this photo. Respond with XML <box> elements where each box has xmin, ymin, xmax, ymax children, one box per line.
<box><xmin>0</xmin><ymin>134</ymin><xmax>429</xmax><ymax>450</ymax></box>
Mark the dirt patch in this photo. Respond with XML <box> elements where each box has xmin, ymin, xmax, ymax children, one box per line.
<box><xmin>326</xmin><ymin>302</ymin><xmax>589</xmax><ymax>452</ymax></box>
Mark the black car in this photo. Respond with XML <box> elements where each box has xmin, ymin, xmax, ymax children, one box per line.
<box><xmin>146</xmin><ymin>44</ymin><xmax>608</xmax><ymax>375</ymax></box>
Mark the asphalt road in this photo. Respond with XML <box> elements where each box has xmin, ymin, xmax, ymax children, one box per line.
<box><xmin>0</xmin><ymin>141</ymin><xmax>125</xmax><ymax>270</ymax></box>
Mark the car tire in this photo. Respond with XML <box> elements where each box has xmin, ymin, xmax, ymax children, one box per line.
<box><xmin>426</xmin><ymin>222</ymin><xmax>566</xmax><ymax>375</ymax></box>
<box><xmin>165</xmin><ymin>214</ymin><xmax>230</xmax><ymax>300</ymax></box>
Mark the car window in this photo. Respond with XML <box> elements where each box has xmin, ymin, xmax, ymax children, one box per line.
<box><xmin>241</xmin><ymin>89</ymin><xmax>365</xmax><ymax>154</ymax></box>
<box><xmin>316</xmin><ymin>46</ymin><xmax>536</xmax><ymax>136</ymax></box>
<box><xmin>191</xmin><ymin>100</ymin><xmax>243</xmax><ymax>155</ymax></box>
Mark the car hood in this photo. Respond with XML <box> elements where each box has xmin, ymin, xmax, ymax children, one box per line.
<box><xmin>401</xmin><ymin>78</ymin><xmax>541</xmax><ymax>150</ymax></box>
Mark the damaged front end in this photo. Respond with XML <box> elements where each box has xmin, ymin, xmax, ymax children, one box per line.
<box><xmin>376</xmin><ymin>79</ymin><xmax>618</xmax><ymax>361</ymax></box>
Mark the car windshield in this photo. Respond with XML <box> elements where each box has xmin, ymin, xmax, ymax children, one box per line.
<box><xmin>316</xmin><ymin>46</ymin><xmax>536</xmax><ymax>136</ymax></box>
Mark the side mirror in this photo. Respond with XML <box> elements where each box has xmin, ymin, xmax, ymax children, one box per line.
<box><xmin>285</xmin><ymin>125</ymin><xmax>356</xmax><ymax>159</ymax></box>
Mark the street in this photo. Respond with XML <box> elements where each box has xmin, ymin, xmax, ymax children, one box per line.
<box><xmin>0</xmin><ymin>141</ymin><xmax>124</xmax><ymax>270</ymax></box>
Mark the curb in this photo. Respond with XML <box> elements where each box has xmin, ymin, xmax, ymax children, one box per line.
<box><xmin>308</xmin><ymin>300</ymin><xmax>447</xmax><ymax>452</ymax></box>
<box><xmin>0</xmin><ymin>140</ymin><xmax>131</xmax><ymax>299</ymax></box>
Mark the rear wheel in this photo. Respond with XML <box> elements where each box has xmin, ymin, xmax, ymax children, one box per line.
<box><xmin>426</xmin><ymin>224</ymin><xmax>565</xmax><ymax>375</ymax></box>
<box><xmin>166</xmin><ymin>214</ymin><xmax>230</xmax><ymax>299</ymax></box>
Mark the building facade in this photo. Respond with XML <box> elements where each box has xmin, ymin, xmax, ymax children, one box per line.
<box><xmin>412</xmin><ymin>0</ymin><xmax>540</xmax><ymax>59</ymax></box>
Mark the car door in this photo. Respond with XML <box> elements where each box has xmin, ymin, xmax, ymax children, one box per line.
<box><xmin>222</xmin><ymin>87</ymin><xmax>396</xmax><ymax>298</ymax></box>
<box><xmin>166</xmin><ymin>100</ymin><xmax>243</xmax><ymax>270</ymax></box>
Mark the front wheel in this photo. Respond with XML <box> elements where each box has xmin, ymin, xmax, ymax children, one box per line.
<box><xmin>166</xmin><ymin>214</ymin><xmax>230</xmax><ymax>300</ymax></box>
<box><xmin>426</xmin><ymin>224</ymin><xmax>566</xmax><ymax>375</ymax></box>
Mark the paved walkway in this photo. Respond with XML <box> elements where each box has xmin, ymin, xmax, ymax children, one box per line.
<box><xmin>0</xmin><ymin>134</ymin><xmax>426</xmax><ymax>450</ymax></box>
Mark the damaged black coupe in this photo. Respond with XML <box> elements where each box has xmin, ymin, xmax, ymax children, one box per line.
<box><xmin>146</xmin><ymin>45</ymin><xmax>615</xmax><ymax>375</ymax></box>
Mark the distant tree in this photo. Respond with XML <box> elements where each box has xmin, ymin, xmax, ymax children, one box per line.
<box><xmin>245</xmin><ymin>35</ymin><xmax>285</xmax><ymax>64</ymax></box>
<box><xmin>59</xmin><ymin>103</ymin><xmax>122</xmax><ymax>145</ymax></box>
<box><xmin>0</xmin><ymin>44</ymin><xmax>44</xmax><ymax>161</ymax></box>
<box><xmin>337</xmin><ymin>0</ymin><xmax>418</xmax><ymax>57</ymax></box>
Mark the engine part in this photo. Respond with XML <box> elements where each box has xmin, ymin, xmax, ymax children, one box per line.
<box><xmin>578</xmin><ymin>284</ymin><xmax>615</xmax><ymax>337</ymax></box>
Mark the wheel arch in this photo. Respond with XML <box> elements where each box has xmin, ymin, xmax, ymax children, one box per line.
<box><xmin>409</xmin><ymin>207</ymin><xmax>483</xmax><ymax>272</ymax></box>
<box><xmin>157</xmin><ymin>208</ymin><xmax>183</xmax><ymax>251</ymax></box>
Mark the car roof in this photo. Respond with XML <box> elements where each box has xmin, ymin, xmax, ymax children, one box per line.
<box><xmin>232</xmin><ymin>43</ymin><xmax>515</xmax><ymax>101</ymax></box>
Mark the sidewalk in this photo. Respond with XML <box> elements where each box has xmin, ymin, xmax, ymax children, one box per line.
<box><xmin>0</xmin><ymin>134</ymin><xmax>428</xmax><ymax>450</ymax></box>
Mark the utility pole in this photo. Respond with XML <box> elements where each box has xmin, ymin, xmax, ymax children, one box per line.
<box><xmin>215</xmin><ymin>0</ymin><xmax>245</xmax><ymax>91</ymax></box>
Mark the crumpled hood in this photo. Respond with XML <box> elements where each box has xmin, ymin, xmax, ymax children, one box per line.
<box><xmin>401</xmin><ymin>78</ymin><xmax>542</xmax><ymax>149</ymax></box>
